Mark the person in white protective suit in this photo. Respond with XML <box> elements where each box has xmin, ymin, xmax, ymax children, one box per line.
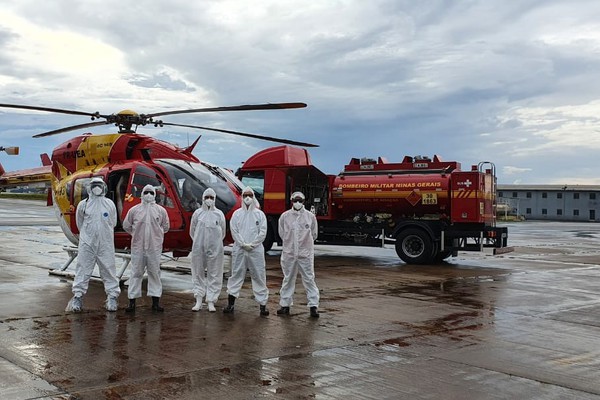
<box><xmin>223</xmin><ymin>186</ymin><xmax>270</xmax><ymax>316</ymax></box>
<box><xmin>122</xmin><ymin>184</ymin><xmax>170</xmax><ymax>312</ymax></box>
<box><xmin>189</xmin><ymin>188</ymin><xmax>226</xmax><ymax>312</ymax></box>
<box><xmin>277</xmin><ymin>192</ymin><xmax>320</xmax><ymax>318</ymax></box>
<box><xmin>66</xmin><ymin>177</ymin><xmax>121</xmax><ymax>312</ymax></box>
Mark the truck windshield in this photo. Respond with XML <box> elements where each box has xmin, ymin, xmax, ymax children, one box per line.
<box><xmin>240</xmin><ymin>171</ymin><xmax>264</xmax><ymax>204</ymax></box>
<box><xmin>156</xmin><ymin>159</ymin><xmax>239</xmax><ymax>213</ymax></box>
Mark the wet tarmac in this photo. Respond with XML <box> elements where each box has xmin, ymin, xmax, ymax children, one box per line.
<box><xmin>1</xmin><ymin>198</ymin><xmax>600</xmax><ymax>399</ymax></box>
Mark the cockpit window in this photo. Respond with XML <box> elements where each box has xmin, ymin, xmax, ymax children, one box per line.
<box><xmin>73</xmin><ymin>177</ymin><xmax>92</xmax><ymax>204</ymax></box>
<box><xmin>131</xmin><ymin>165</ymin><xmax>174</xmax><ymax>208</ymax></box>
<box><xmin>156</xmin><ymin>159</ymin><xmax>238</xmax><ymax>214</ymax></box>
<box><xmin>218</xmin><ymin>167</ymin><xmax>244</xmax><ymax>192</ymax></box>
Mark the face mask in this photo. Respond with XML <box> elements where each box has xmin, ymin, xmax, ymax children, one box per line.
<box><xmin>204</xmin><ymin>199</ymin><xmax>214</xmax><ymax>208</ymax></box>
<box><xmin>143</xmin><ymin>193</ymin><xmax>155</xmax><ymax>203</ymax></box>
<box><xmin>91</xmin><ymin>187</ymin><xmax>103</xmax><ymax>196</ymax></box>
<box><xmin>293</xmin><ymin>201</ymin><xmax>304</xmax><ymax>210</ymax></box>
<box><xmin>243</xmin><ymin>196</ymin><xmax>254</xmax><ymax>206</ymax></box>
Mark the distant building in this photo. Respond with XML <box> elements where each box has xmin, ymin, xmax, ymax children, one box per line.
<box><xmin>497</xmin><ymin>185</ymin><xmax>600</xmax><ymax>222</ymax></box>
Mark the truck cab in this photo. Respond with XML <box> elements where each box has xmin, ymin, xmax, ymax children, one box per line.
<box><xmin>237</xmin><ymin>145</ymin><xmax>330</xmax><ymax>250</ymax></box>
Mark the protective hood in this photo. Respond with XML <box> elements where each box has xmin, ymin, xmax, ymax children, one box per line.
<box><xmin>201</xmin><ymin>187</ymin><xmax>217</xmax><ymax>210</ymax></box>
<box><xmin>241</xmin><ymin>186</ymin><xmax>258</xmax><ymax>210</ymax></box>
<box><xmin>88</xmin><ymin>177</ymin><xmax>107</xmax><ymax>197</ymax></box>
<box><xmin>290</xmin><ymin>191</ymin><xmax>305</xmax><ymax>201</ymax></box>
<box><xmin>141</xmin><ymin>184</ymin><xmax>157</xmax><ymax>204</ymax></box>
<box><xmin>291</xmin><ymin>191</ymin><xmax>306</xmax><ymax>211</ymax></box>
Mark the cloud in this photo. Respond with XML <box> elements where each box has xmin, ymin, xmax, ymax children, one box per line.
<box><xmin>128</xmin><ymin>68</ymin><xmax>197</xmax><ymax>92</ymax></box>
<box><xmin>503</xmin><ymin>166</ymin><xmax>533</xmax><ymax>175</ymax></box>
<box><xmin>1</xmin><ymin>1</ymin><xmax>600</xmax><ymax>186</ymax></box>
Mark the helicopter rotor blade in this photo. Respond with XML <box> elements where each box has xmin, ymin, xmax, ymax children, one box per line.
<box><xmin>33</xmin><ymin>121</ymin><xmax>110</xmax><ymax>138</ymax></box>
<box><xmin>159</xmin><ymin>122</ymin><xmax>319</xmax><ymax>148</ymax></box>
<box><xmin>146</xmin><ymin>102</ymin><xmax>307</xmax><ymax>118</ymax></box>
<box><xmin>0</xmin><ymin>102</ymin><xmax>312</xmax><ymax>142</ymax></box>
<box><xmin>0</xmin><ymin>103</ymin><xmax>102</xmax><ymax>118</ymax></box>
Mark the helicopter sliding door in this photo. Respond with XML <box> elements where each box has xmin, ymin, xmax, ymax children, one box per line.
<box><xmin>120</xmin><ymin>163</ymin><xmax>184</xmax><ymax>230</ymax></box>
<box><xmin>107</xmin><ymin>169</ymin><xmax>130</xmax><ymax>231</ymax></box>
<box><xmin>69</xmin><ymin>177</ymin><xmax>93</xmax><ymax>236</ymax></box>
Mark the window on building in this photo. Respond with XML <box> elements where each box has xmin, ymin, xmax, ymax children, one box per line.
<box><xmin>591</xmin><ymin>193</ymin><xmax>597</xmax><ymax>200</ymax></box>
<box><xmin>526</xmin><ymin>192</ymin><xmax>531</xmax><ymax>198</ymax></box>
<box><xmin>526</xmin><ymin>208</ymin><xmax>531</xmax><ymax>214</ymax></box>
<box><xmin>557</xmin><ymin>192</ymin><xmax>562</xmax><ymax>199</ymax></box>
<box><xmin>512</xmin><ymin>192</ymin><xmax>517</xmax><ymax>198</ymax></box>
<box><xmin>542</xmin><ymin>192</ymin><xmax>547</xmax><ymax>198</ymax></box>
<box><xmin>542</xmin><ymin>208</ymin><xmax>547</xmax><ymax>215</ymax></box>
<box><xmin>591</xmin><ymin>210</ymin><xmax>596</xmax><ymax>220</ymax></box>
<box><xmin>574</xmin><ymin>193</ymin><xmax>579</xmax><ymax>200</ymax></box>
<box><xmin>498</xmin><ymin>192</ymin><xmax>503</xmax><ymax>198</ymax></box>
<box><xmin>574</xmin><ymin>209</ymin><xmax>579</xmax><ymax>216</ymax></box>
<box><xmin>557</xmin><ymin>209</ymin><xmax>562</xmax><ymax>215</ymax></box>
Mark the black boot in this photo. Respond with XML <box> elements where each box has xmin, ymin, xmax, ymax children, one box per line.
<box><xmin>276</xmin><ymin>306</ymin><xmax>290</xmax><ymax>315</ymax></box>
<box><xmin>260</xmin><ymin>304</ymin><xmax>269</xmax><ymax>316</ymax></box>
<box><xmin>223</xmin><ymin>294</ymin><xmax>236</xmax><ymax>313</ymax></box>
<box><xmin>151</xmin><ymin>296</ymin><xmax>164</xmax><ymax>312</ymax></box>
<box><xmin>310</xmin><ymin>306</ymin><xmax>320</xmax><ymax>318</ymax></box>
<box><xmin>125</xmin><ymin>298</ymin><xmax>136</xmax><ymax>313</ymax></box>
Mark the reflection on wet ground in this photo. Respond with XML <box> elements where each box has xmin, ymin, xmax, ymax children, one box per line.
<box><xmin>2</xmin><ymin>200</ymin><xmax>600</xmax><ymax>398</ymax></box>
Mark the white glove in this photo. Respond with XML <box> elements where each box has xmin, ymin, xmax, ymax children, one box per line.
<box><xmin>242</xmin><ymin>243</ymin><xmax>253</xmax><ymax>251</ymax></box>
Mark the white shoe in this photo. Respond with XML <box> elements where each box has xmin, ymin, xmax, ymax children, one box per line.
<box><xmin>69</xmin><ymin>295</ymin><xmax>83</xmax><ymax>312</ymax></box>
<box><xmin>192</xmin><ymin>300</ymin><xmax>203</xmax><ymax>311</ymax></box>
<box><xmin>106</xmin><ymin>296</ymin><xmax>118</xmax><ymax>312</ymax></box>
<box><xmin>208</xmin><ymin>302</ymin><xmax>216</xmax><ymax>312</ymax></box>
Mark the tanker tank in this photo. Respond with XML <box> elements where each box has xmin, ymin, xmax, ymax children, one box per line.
<box><xmin>330</xmin><ymin>155</ymin><xmax>459</xmax><ymax>221</ymax></box>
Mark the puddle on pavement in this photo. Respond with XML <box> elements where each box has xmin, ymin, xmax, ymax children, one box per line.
<box><xmin>382</xmin><ymin>275</ymin><xmax>507</xmax><ymax>309</ymax></box>
<box><xmin>566</xmin><ymin>229</ymin><xmax>600</xmax><ymax>239</ymax></box>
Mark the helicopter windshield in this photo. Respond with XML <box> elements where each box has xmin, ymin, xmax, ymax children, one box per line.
<box><xmin>156</xmin><ymin>159</ymin><xmax>239</xmax><ymax>213</ymax></box>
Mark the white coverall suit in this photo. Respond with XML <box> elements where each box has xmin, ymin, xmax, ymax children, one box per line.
<box><xmin>190</xmin><ymin>188</ymin><xmax>226</xmax><ymax>305</ymax></box>
<box><xmin>72</xmin><ymin>178</ymin><xmax>121</xmax><ymax>299</ymax></box>
<box><xmin>122</xmin><ymin>184</ymin><xmax>170</xmax><ymax>299</ymax></box>
<box><xmin>227</xmin><ymin>187</ymin><xmax>269</xmax><ymax>305</ymax></box>
<box><xmin>278</xmin><ymin>204</ymin><xmax>320</xmax><ymax>308</ymax></box>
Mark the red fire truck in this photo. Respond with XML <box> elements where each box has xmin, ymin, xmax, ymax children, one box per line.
<box><xmin>237</xmin><ymin>145</ymin><xmax>512</xmax><ymax>264</ymax></box>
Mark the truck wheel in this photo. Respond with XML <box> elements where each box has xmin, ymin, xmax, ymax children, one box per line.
<box><xmin>434</xmin><ymin>249</ymin><xmax>452</xmax><ymax>263</ymax></box>
<box><xmin>395</xmin><ymin>228</ymin><xmax>434</xmax><ymax>265</ymax></box>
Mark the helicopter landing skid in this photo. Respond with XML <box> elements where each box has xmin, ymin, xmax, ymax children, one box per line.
<box><xmin>49</xmin><ymin>246</ymin><xmax>132</xmax><ymax>282</ymax></box>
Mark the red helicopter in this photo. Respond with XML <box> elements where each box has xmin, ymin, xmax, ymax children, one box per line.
<box><xmin>0</xmin><ymin>102</ymin><xmax>317</xmax><ymax>257</ymax></box>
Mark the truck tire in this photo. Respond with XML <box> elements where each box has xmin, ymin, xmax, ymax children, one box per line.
<box><xmin>434</xmin><ymin>249</ymin><xmax>452</xmax><ymax>263</ymax></box>
<box><xmin>395</xmin><ymin>228</ymin><xmax>434</xmax><ymax>265</ymax></box>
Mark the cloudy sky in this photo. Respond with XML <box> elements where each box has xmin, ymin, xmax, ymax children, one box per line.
<box><xmin>0</xmin><ymin>0</ymin><xmax>599</xmax><ymax>184</ymax></box>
